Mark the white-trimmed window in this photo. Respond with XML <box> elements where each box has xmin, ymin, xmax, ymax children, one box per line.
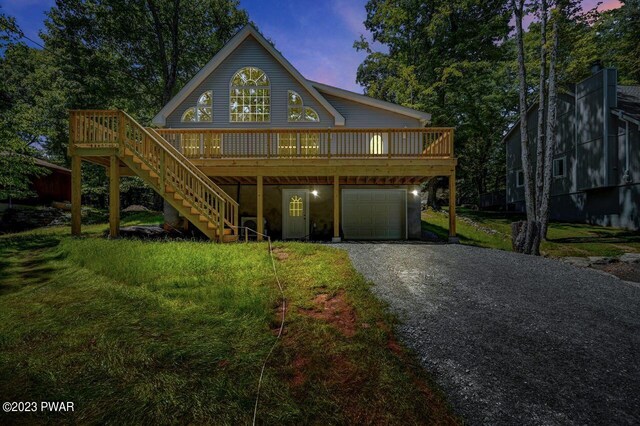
<box><xmin>230</xmin><ymin>67</ymin><xmax>270</xmax><ymax>122</ymax></box>
<box><xmin>181</xmin><ymin>90</ymin><xmax>213</xmax><ymax>122</ymax></box>
<box><xmin>288</xmin><ymin>90</ymin><xmax>319</xmax><ymax>122</ymax></box>
<box><xmin>516</xmin><ymin>170</ymin><xmax>525</xmax><ymax>187</ymax></box>
<box><xmin>553</xmin><ymin>157</ymin><xmax>566</xmax><ymax>178</ymax></box>
<box><xmin>179</xmin><ymin>133</ymin><xmax>222</xmax><ymax>158</ymax></box>
<box><xmin>278</xmin><ymin>133</ymin><xmax>297</xmax><ymax>157</ymax></box>
<box><xmin>277</xmin><ymin>133</ymin><xmax>320</xmax><ymax>157</ymax></box>
<box><xmin>300</xmin><ymin>133</ymin><xmax>320</xmax><ymax>156</ymax></box>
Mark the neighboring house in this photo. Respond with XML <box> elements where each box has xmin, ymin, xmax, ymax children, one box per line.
<box><xmin>0</xmin><ymin>157</ymin><xmax>71</xmax><ymax>206</ymax></box>
<box><xmin>505</xmin><ymin>66</ymin><xmax>640</xmax><ymax>230</ymax></box>
<box><xmin>67</xmin><ymin>25</ymin><xmax>457</xmax><ymax>242</ymax></box>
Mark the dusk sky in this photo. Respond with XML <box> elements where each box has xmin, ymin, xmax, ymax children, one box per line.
<box><xmin>0</xmin><ymin>0</ymin><xmax>623</xmax><ymax>93</ymax></box>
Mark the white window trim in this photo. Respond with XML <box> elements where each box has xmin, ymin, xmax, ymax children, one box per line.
<box><xmin>287</xmin><ymin>90</ymin><xmax>320</xmax><ymax>123</ymax></box>
<box><xmin>151</xmin><ymin>26</ymin><xmax>345</xmax><ymax>127</ymax></box>
<box><xmin>179</xmin><ymin>133</ymin><xmax>224</xmax><ymax>158</ymax></box>
<box><xmin>553</xmin><ymin>157</ymin><xmax>567</xmax><ymax>178</ymax></box>
<box><xmin>229</xmin><ymin>67</ymin><xmax>271</xmax><ymax>123</ymax></box>
<box><xmin>181</xmin><ymin>90</ymin><xmax>213</xmax><ymax>123</ymax></box>
<box><xmin>516</xmin><ymin>169</ymin><xmax>525</xmax><ymax>188</ymax></box>
<box><xmin>277</xmin><ymin>133</ymin><xmax>299</xmax><ymax>156</ymax></box>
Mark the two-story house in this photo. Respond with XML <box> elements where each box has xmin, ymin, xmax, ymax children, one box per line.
<box><xmin>505</xmin><ymin>66</ymin><xmax>640</xmax><ymax>230</ymax></box>
<box><xmin>67</xmin><ymin>25</ymin><xmax>457</xmax><ymax>242</ymax></box>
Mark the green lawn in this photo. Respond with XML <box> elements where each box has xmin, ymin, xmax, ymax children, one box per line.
<box><xmin>423</xmin><ymin>208</ymin><xmax>640</xmax><ymax>257</ymax></box>
<box><xmin>0</xmin><ymin>215</ymin><xmax>457</xmax><ymax>425</ymax></box>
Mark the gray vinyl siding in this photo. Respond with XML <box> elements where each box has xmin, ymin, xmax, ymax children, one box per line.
<box><xmin>576</xmin><ymin>70</ymin><xmax>615</xmax><ymax>189</ymax></box>
<box><xmin>318</xmin><ymin>93</ymin><xmax>423</xmax><ymax>128</ymax></box>
<box><xmin>165</xmin><ymin>35</ymin><xmax>332</xmax><ymax>128</ymax></box>
<box><xmin>505</xmin><ymin>68</ymin><xmax>640</xmax><ymax>230</ymax></box>
<box><xmin>617</xmin><ymin>118</ymin><xmax>640</xmax><ymax>184</ymax></box>
<box><xmin>320</xmin><ymin>92</ymin><xmax>423</xmax><ymax>129</ymax></box>
<box><xmin>506</xmin><ymin>107</ymin><xmax>540</xmax><ymax>204</ymax></box>
<box><xmin>551</xmin><ymin>95</ymin><xmax>577</xmax><ymax>196</ymax></box>
<box><xmin>164</xmin><ymin>34</ymin><xmax>424</xmax><ymax>130</ymax></box>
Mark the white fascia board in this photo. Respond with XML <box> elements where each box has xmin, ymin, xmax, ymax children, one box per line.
<box><xmin>152</xmin><ymin>25</ymin><xmax>345</xmax><ymax>127</ymax></box>
<box><xmin>309</xmin><ymin>81</ymin><xmax>432</xmax><ymax>125</ymax></box>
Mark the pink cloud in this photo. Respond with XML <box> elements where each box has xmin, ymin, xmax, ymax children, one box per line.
<box><xmin>578</xmin><ymin>0</ymin><xmax>622</xmax><ymax>12</ymax></box>
<box><xmin>598</xmin><ymin>0</ymin><xmax>622</xmax><ymax>11</ymax></box>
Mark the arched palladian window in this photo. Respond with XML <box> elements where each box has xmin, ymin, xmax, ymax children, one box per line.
<box><xmin>369</xmin><ymin>133</ymin><xmax>388</xmax><ymax>155</ymax></box>
<box><xmin>230</xmin><ymin>67</ymin><xmax>270</xmax><ymax>122</ymax></box>
<box><xmin>288</xmin><ymin>90</ymin><xmax>319</xmax><ymax>122</ymax></box>
<box><xmin>289</xmin><ymin>195</ymin><xmax>303</xmax><ymax>217</ymax></box>
<box><xmin>182</xmin><ymin>109</ymin><xmax>196</xmax><ymax>122</ymax></box>
<box><xmin>181</xmin><ymin>90</ymin><xmax>213</xmax><ymax>122</ymax></box>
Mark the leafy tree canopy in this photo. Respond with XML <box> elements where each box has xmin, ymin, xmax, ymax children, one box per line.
<box><xmin>1</xmin><ymin>0</ymin><xmax>249</xmax><ymax>208</ymax></box>
<box><xmin>356</xmin><ymin>0</ymin><xmax>639</xmax><ymax>203</ymax></box>
<box><xmin>355</xmin><ymin>0</ymin><xmax>514</xmax><ymax>200</ymax></box>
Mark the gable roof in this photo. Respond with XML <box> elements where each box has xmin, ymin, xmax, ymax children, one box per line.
<box><xmin>34</xmin><ymin>158</ymin><xmax>71</xmax><ymax>174</ymax></box>
<box><xmin>501</xmin><ymin>92</ymin><xmax>576</xmax><ymax>143</ymax></box>
<box><xmin>614</xmin><ymin>85</ymin><xmax>640</xmax><ymax>125</ymax></box>
<box><xmin>152</xmin><ymin>25</ymin><xmax>345</xmax><ymax>126</ymax></box>
<box><xmin>310</xmin><ymin>81</ymin><xmax>431</xmax><ymax>125</ymax></box>
<box><xmin>0</xmin><ymin>153</ymin><xmax>71</xmax><ymax>174</ymax></box>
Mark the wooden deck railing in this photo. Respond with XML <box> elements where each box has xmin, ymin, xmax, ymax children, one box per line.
<box><xmin>69</xmin><ymin>110</ymin><xmax>239</xmax><ymax>236</ymax></box>
<box><xmin>152</xmin><ymin>127</ymin><xmax>454</xmax><ymax>160</ymax></box>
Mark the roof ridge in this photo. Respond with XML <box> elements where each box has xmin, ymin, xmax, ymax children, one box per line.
<box><xmin>309</xmin><ymin>80</ymin><xmax>431</xmax><ymax>124</ymax></box>
<box><xmin>152</xmin><ymin>24</ymin><xmax>345</xmax><ymax>126</ymax></box>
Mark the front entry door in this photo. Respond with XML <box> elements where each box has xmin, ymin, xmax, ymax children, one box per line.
<box><xmin>282</xmin><ymin>189</ymin><xmax>309</xmax><ymax>239</ymax></box>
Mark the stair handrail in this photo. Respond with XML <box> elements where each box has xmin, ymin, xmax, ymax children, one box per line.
<box><xmin>145</xmin><ymin>126</ymin><xmax>238</xmax><ymax>209</ymax></box>
<box><xmin>117</xmin><ymin>111</ymin><xmax>238</xmax><ymax>231</ymax></box>
<box><xmin>119</xmin><ymin>112</ymin><xmax>227</xmax><ymax>204</ymax></box>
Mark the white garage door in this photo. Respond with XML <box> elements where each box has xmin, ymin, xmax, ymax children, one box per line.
<box><xmin>342</xmin><ymin>189</ymin><xmax>406</xmax><ymax>240</ymax></box>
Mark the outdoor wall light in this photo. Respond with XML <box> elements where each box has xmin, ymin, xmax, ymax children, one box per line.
<box><xmin>411</xmin><ymin>189</ymin><xmax>419</xmax><ymax>197</ymax></box>
<box><xmin>311</xmin><ymin>190</ymin><xmax>319</xmax><ymax>197</ymax></box>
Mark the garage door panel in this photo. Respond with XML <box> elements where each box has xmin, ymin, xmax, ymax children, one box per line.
<box><xmin>342</xmin><ymin>189</ymin><xmax>406</xmax><ymax>240</ymax></box>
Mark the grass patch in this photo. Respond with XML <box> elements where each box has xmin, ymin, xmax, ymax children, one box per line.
<box><xmin>120</xmin><ymin>211</ymin><xmax>164</xmax><ymax>225</ymax></box>
<box><xmin>422</xmin><ymin>208</ymin><xmax>640</xmax><ymax>257</ymax></box>
<box><xmin>0</xmin><ymin>219</ymin><xmax>457</xmax><ymax>424</ymax></box>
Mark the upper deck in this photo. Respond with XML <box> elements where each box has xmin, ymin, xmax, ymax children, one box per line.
<box><xmin>70</xmin><ymin>111</ymin><xmax>456</xmax><ymax>184</ymax></box>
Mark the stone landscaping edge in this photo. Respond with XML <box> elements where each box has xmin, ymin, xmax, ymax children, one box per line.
<box><xmin>561</xmin><ymin>252</ymin><xmax>640</xmax><ymax>268</ymax></box>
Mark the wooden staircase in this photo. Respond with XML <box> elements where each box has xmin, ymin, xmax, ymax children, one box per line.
<box><xmin>69</xmin><ymin>110</ymin><xmax>239</xmax><ymax>242</ymax></box>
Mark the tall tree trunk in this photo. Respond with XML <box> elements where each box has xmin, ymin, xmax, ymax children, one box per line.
<box><xmin>147</xmin><ymin>0</ymin><xmax>181</xmax><ymax>106</ymax></box>
<box><xmin>167</xmin><ymin>0</ymin><xmax>181</xmax><ymax>104</ymax></box>
<box><xmin>511</xmin><ymin>0</ymin><xmax>538</xmax><ymax>254</ymax></box>
<box><xmin>535</xmin><ymin>0</ymin><xmax>548</xmax><ymax>215</ymax></box>
<box><xmin>425</xmin><ymin>177</ymin><xmax>440</xmax><ymax>210</ymax></box>
<box><xmin>540</xmin><ymin>11</ymin><xmax>560</xmax><ymax>238</ymax></box>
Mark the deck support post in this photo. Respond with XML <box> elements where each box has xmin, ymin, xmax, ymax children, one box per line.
<box><xmin>109</xmin><ymin>155</ymin><xmax>120</xmax><ymax>238</ymax></box>
<box><xmin>71</xmin><ymin>155</ymin><xmax>82</xmax><ymax>236</ymax></box>
<box><xmin>332</xmin><ymin>175</ymin><xmax>341</xmax><ymax>242</ymax></box>
<box><xmin>257</xmin><ymin>175</ymin><xmax>264</xmax><ymax>241</ymax></box>
<box><xmin>448</xmin><ymin>170</ymin><xmax>458</xmax><ymax>243</ymax></box>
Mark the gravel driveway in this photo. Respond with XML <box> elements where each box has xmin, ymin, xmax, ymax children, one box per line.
<box><xmin>337</xmin><ymin>243</ymin><xmax>640</xmax><ymax>425</ymax></box>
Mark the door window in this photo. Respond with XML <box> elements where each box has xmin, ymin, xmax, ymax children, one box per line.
<box><xmin>289</xmin><ymin>195</ymin><xmax>303</xmax><ymax>217</ymax></box>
